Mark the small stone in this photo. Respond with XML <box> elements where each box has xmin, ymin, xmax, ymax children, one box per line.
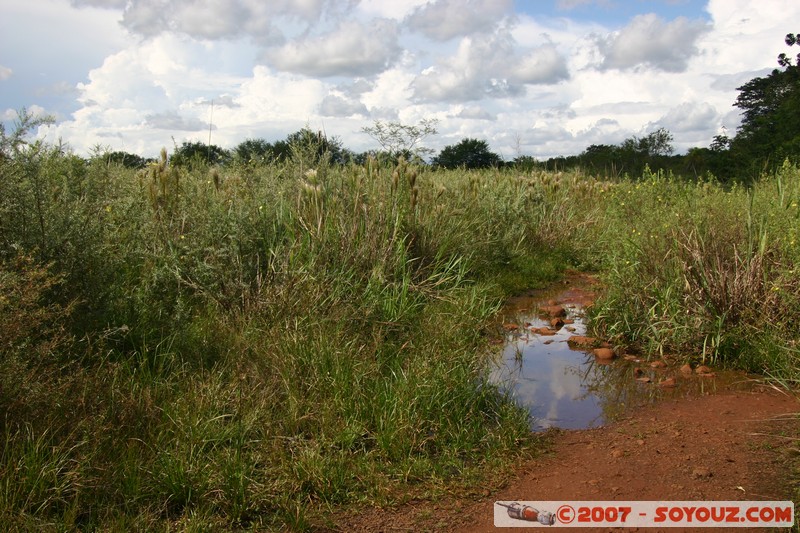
<box><xmin>567</xmin><ymin>335</ymin><xmax>597</xmax><ymax>348</ymax></box>
<box><xmin>658</xmin><ymin>377</ymin><xmax>677</xmax><ymax>388</ymax></box>
<box><xmin>636</xmin><ymin>377</ymin><xmax>652</xmax><ymax>383</ymax></box>
<box><xmin>593</xmin><ymin>347</ymin><xmax>616</xmax><ymax>360</ymax></box>
<box><xmin>550</xmin><ymin>317</ymin><xmax>565</xmax><ymax>329</ymax></box>
<box><xmin>543</xmin><ymin>339</ymin><xmax>554</xmax><ymax>345</ymax></box>
<box><xmin>650</xmin><ymin>360</ymin><xmax>667</xmax><ymax>369</ymax></box>
<box><xmin>691</xmin><ymin>467</ymin><xmax>712</xmax><ymax>480</ymax></box>
<box><xmin>695</xmin><ymin>365</ymin><xmax>713</xmax><ymax>374</ymax></box>
<box><xmin>536</xmin><ymin>327</ymin><xmax>557</xmax><ymax>336</ymax></box>
<box><xmin>565</xmin><ymin>326</ymin><xmax>576</xmax><ymax>332</ymax></box>
<box><xmin>503</xmin><ymin>323</ymin><xmax>519</xmax><ymax>331</ymax></box>
<box><xmin>564</xmin><ymin>319</ymin><xmax>575</xmax><ymax>325</ymax></box>
<box><xmin>540</xmin><ymin>305</ymin><xmax>567</xmax><ymax>318</ymax></box>
<box><xmin>633</xmin><ymin>367</ymin><xmax>645</xmax><ymax>377</ymax></box>
<box><xmin>637</xmin><ymin>439</ymin><xmax>646</xmax><ymax>446</ymax></box>
<box><xmin>611</xmin><ymin>449</ymin><xmax>624</xmax><ymax>458</ymax></box>
<box><xmin>624</xmin><ymin>355</ymin><xmax>641</xmax><ymax>362</ymax></box>
<box><xmin>680</xmin><ymin>364</ymin><xmax>693</xmax><ymax>374</ymax></box>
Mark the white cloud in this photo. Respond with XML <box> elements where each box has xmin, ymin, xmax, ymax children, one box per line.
<box><xmin>263</xmin><ymin>19</ymin><xmax>401</xmax><ymax>77</ymax></box>
<box><xmin>12</xmin><ymin>0</ymin><xmax>800</xmax><ymax>162</ymax></box>
<box><xmin>71</xmin><ymin>0</ymin><xmax>128</xmax><ymax>7</ymax></box>
<box><xmin>454</xmin><ymin>106</ymin><xmax>495</xmax><ymax>120</ymax></box>
<box><xmin>319</xmin><ymin>94</ymin><xmax>369</xmax><ymax>117</ymax></box>
<box><xmin>405</xmin><ymin>0</ymin><xmax>513</xmax><ymax>41</ymax></box>
<box><xmin>115</xmin><ymin>0</ymin><xmax>333</xmax><ymax>41</ymax></box>
<box><xmin>412</xmin><ymin>29</ymin><xmax>569</xmax><ymax>102</ymax></box>
<box><xmin>145</xmin><ymin>111</ymin><xmax>210</xmax><ymax>131</ymax></box>
<box><xmin>357</xmin><ymin>0</ymin><xmax>428</xmax><ymax>20</ymax></box>
<box><xmin>596</xmin><ymin>14</ymin><xmax>710</xmax><ymax>72</ymax></box>
<box><xmin>512</xmin><ymin>45</ymin><xmax>569</xmax><ymax>84</ymax></box>
<box><xmin>654</xmin><ymin>102</ymin><xmax>718</xmax><ymax>133</ymax></box>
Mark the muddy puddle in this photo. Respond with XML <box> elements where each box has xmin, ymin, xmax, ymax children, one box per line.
<box><xmin>489</xmin><ymin>275</ymin><xmax>757</xmax><ymax>431</ymax></box>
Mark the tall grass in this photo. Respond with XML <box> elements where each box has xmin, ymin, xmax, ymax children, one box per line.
<box><xmin>0</xmin><ymin>140</ymin><xmax>597</xmax><ymax>529</ymax></box>
<box><xmin>4</xmin><ymin>134</ymin><xmax>797</xmax><ymax>529</ymax></box>
<box><xmin>588</xmin><ymin>163</ymin><xmax>800</xmax><ymax>377</ymax></box>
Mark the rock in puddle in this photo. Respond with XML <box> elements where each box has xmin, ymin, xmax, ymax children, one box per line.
<box><xmin>567</xmin><ymin>335</ymin><xmax>598</xmax><ymax>349</ymax></box>
<box><xmin>593</xmin><ymin>347</ymin><xmax>616</xmax><ymax>360</ymax></box>
<box><xmin>540</xmin><ymin>305</ymin><xmax>567</xmax><ymax>318</ymax></box>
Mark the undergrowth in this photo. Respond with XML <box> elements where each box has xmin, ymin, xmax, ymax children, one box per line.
<box><xmin>2</xmin><ymin>132</ymin><xmax>799</xmax><ymax>529</ymax></box>
<box><xmin>587</xmin><ymin>163</ymin><xmax>800</xmax><ymax>378</ymax></box>
<box><xmin>0</xmin><ymin>140</ymin><xmax>598</xmax><ymax>530</ymax></box>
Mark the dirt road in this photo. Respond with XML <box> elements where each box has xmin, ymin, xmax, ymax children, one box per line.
<box><xmin>337</xmin><ymin>386</ymin><xmax>798</xmax><ymax>532</ymax></box>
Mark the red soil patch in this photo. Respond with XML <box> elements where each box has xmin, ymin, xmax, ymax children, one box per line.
<box><xmin>327</xmin><ymin>272</ymin><xmax>800</xmax><ymax>532</ymax></box>
<box><xmin>332</xmin><ymin>387</ymin><xmax>799</xmax><ymax>532</ymax></box>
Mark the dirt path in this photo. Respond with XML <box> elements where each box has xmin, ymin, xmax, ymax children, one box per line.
<box><xmin>335</xmin><ymin>386</ymin><xmax>799</xmax><ymax>532</ymax></box>
<box><xmin>332</xmin><ymin>274</ymin><xmax>800</xmax><ymax>532</ymax></box>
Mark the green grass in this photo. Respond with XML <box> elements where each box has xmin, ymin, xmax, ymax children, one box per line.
<box><xmin>1</xmin><ymin>140</ymin><xmax>799</xmax><ymax>530</ymax></box>
<box><xmin>587</xmin><ymin>163</ymin><xmax>800</xmax><ymax>377</ymax></box>
<box><xmin>0</xmin><ymin>146</ymin><xmax>597</xmax><ymax>529</ymax></box>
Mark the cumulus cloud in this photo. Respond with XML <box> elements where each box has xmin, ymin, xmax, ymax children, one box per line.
<box><xmin>596</xmin><ymin>14</ymin><xmax>710</xmax><ymax>72</ymax></box>
<box><xmin>319</xmin><ymin>94</ymin><xmax>368</xmax><ymax>117</ymax></box>
<box><xmin>146</xmin><ymin>111</ymin><xmax>210</xmax><ymax>130</ymax></box>
<box><xmin>263</xmin><ymin>19</ymin><xmax>401</xmax><ymax>77</ymax></box>
<box><xmin>405</xmin><ymin>0</ymin><xmax>513</xmax><ymax>41</ymax></box>
<box><xmin>413</xmin><ymin>29</ymin><xmax>569</xmax><ymax>102</ymax></box>
<box><xmin>115</xmin><ymin>0</ymin><xmax>329</xmax><ymax>41</ymax></box>
<box><xmin>512</xmin><ymin>45</ymin><xmax>569</xmax><ymax>84</ymax></box>
<box><xmin>454</xmin><ymin>106</ymin><xmax>495</xmax><ymax>120</ymax></box>
<box><xmin>0</xmin><ymin>65</ymin><xmax>12</xmax><ymax>81</ymax></box>
<box><xmin>653</xmin><ymin>101</ymin><xmax>718</xmax><ymax>133</ymax></box>
<box><xmin>70</xmin><ymin>0</ymin><xmax>128</xmax><ymax>7</ymax></box>
<box><xmin>195</xmin><ymin>95</ymin><xmax>241</xmax><ymax>108</ymax></box>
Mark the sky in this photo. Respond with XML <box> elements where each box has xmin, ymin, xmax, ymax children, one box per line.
<box><xmin>1</xmin><ymin>0</ymin><xmax>797</xmax><ymax>160</ymax></box>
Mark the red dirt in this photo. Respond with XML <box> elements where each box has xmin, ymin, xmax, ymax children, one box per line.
<box><xmin>333</xmin><ymin>387</ymin><xmax>799</xmax><ymax>532</ymax></box>
<box><xmin>330</xmin><ymin>273</ymin><xmax>800</xmax><ymax>532</ymax></box>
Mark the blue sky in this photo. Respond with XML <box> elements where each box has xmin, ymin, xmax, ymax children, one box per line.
<box><xmin>1</xmin><ymin>0</ymin><xmax>796</xmax><ymax>159</ymax></box>
<box><xmin>520</xmin><ymin>0</ymin><xmax>710</xmax><ymax>24</ymax></box>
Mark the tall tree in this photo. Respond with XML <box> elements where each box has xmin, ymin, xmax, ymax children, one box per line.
<box><xmin>432</xmin><ymin>138</ymin><xmax>502</xmax><ymax>169</ymax></box>
<box><xmin>361</xmin><ymin>119</ymin><xmax>438</xmax><ymax>162</ymax></box>
<box><xmin>730</xmin><ymin>33</ymin><xmax>800</xmax><ymax>169</ymax></box>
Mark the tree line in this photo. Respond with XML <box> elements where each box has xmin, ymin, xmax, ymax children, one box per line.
<box><xmin>9</xmin><ymin>34</ymin><xmax>796</xmax><ymax>183</ymax></box>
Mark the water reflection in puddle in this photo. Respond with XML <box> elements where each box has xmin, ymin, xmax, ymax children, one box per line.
<box><xmin>489</xmin><ymin>285</ymin><xmax>755</xmax><ymax>431</ymax></box>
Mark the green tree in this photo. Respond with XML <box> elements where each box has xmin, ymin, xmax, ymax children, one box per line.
<box><xmin>432</xmin><ymin>138</ymin><xmax>502</xmax><ymax>169</ymax></box>
<box><xmin>730</xmin><ymin>33</ymin><xmax>800</xmax><ymax>171</ymax></box>
<box><xmin>232</xmin><ymin>138</ymin><xmax>273</xmax><ymax>165</ymax></box>
<box><xmin>171</xmin><ymin>141</ymin><xmax>230</xmax><ymax>168</ymax></box>
<box><xmin>99</xmin><ymin>150</ymin><xmax>148</xmax><ymax>169</ymax></box>
<box><xmin>579</xmin><ymin>144</ymin><xmax>624</xmax><ymax>178</ymax></box>
<box><xmin>0</xmin><ymin>107</ymin><xmax>55</xmax><ymax>159</ymax></box>
<box><xmin>286</xmin><ymin>128</ymin><xmax>348</xmax><ymax>165</ymax></box>
<box><xmin>361</xmin><ymin>119</ymin><xmax>438</xmax><ymax>162</ymax></box>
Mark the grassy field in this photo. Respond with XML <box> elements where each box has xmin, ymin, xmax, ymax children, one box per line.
<box><xmin>1</xmin><ymin>140</ymin><xmax>799</xmax><ymax>530</ymax></box>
